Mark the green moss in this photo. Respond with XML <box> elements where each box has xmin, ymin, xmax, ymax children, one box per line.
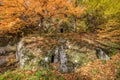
<box><xmin>0</xmin><ymin>70</ymin><xmax>24</xmax><ymax>80</ymax></box>
<box><xmin>0</xmin><ymin>68</ymin><xmax>65</xmax><ymax>80</ymax></box>
<box><xmin>92</xmin><ymin>68</ymin><xmax>99</xmax><ymax>76</ymax></box>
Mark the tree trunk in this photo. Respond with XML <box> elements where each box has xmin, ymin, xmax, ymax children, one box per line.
<box><xmin>54</xmin><ymin>19</ymin><xmax>63</xmax><ymax>34</ymax></box>
<box><xmin>73</xmin><ymin>18</ymin><xmax>77</xmax><ymax>32</ymax></box>
<box><xmin>38</xmin><ymin>17</ymin><xmax>44</xmax><ymax>35</ymax></box>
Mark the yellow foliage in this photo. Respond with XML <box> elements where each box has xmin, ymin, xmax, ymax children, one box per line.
<box><xmin>97</xmin><ymin>19</ymin><xmax>120</xmax><ymax>43</ymax></box>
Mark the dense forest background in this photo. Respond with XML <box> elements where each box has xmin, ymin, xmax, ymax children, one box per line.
<box><xmin>0</xmin><ymin>0</ymin><xmax>120</xmax><ymax>43</ymax></box>
<box><xmin>0</xmin><ymin>0</ymin><xmax>120</xmax><ymax>80</ymax></box>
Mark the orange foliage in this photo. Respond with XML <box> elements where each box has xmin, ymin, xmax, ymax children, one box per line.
<box><xmin>0</xmin><ymin>0</ymin><xmax>84</xmax><ymax>35</ymax></box>
<box><xmin>76</xmin><ymin>53</ymin><xmax>120</xmax><ymax>80</ymax></box>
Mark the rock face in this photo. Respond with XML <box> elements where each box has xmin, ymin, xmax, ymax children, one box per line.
<box><xmin>0</xmin><ymin>45</ymin><xmax>16</xmax><ymax>56</ymax></box>
<box><xmin>0</xmin><ymin>57</ymin><xmax>6</xmax><ymax>66</ymax></box>
<box><xmin>16</xmin><ymin>36</ymin><xmax>98</xmax><ymax>72</ymax></box>
<box><xmin>16</xmin><ymin>36</ymin><xmax>58</xmax><ymax>69</ymax></box>
<box><xmin>0</xmin><ymin>45</ymin><xmax>16</xmax><ymax>68</ymax></box>
<box><xmin>0</xmin><ymin>47</ymin><xmax>10</xmax><ymax>56</ymax></box>
<box><xmin>16</xmin><ymin>37</ymin><xmax>42</xmax><ymax>68</ymax></box>
<box><xmin>95</xmin><ymin>47</ymin><xmax>110</xmax><ymax>60</ymax></box>
<box><xmin>53</xmin><ymin>39</ymin><xmax>74</xmax><ymax>73</ymax></box>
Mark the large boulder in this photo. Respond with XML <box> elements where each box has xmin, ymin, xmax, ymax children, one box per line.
<box><xmin>16</xmin><ymin>35</ymin><xmax>109</xmax><ymax>73</ymax></box>
<box><xmin>16</xmin><ymin>36</ymin><xmax>58</xmax><ymax>69</ymax></box>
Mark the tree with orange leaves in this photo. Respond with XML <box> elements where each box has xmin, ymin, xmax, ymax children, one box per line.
<box><xmin>0</xmin><ymin>0</ymin><xmax>84</xmax><ymax>35</ymax></box>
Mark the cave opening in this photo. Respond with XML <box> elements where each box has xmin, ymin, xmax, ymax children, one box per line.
<box><xmin>51</xmin><ymin>55</ymin><xmax>54</xmax><ymax>63</ymax></box>
<box><xmin>60</xmin><ymin>28</ymin><xmax>63</xmax><ymax>33</ymax></box>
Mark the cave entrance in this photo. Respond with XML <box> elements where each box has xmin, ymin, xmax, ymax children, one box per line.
<box><xmin>51</xmin><ymin>55</ymin><xmax>54</xmax><ymax>63</ymax></box>
<box><xmin>60</xmin><ymin>28</ymin><xmax>63</xmax><ymax>33</ymax></box>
